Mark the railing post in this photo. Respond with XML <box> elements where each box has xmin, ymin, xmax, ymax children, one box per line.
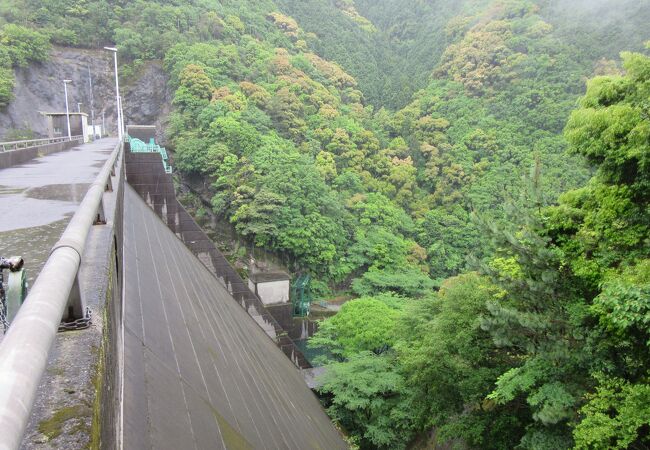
<box><xmin>94</xmin><ymin>198</ymin><xmax>107</xmax><ymax>225</ymax></box>
<box><xmin>62</xmin><ymin>274</ymin><xmax>85</xmax><ymax>321</ymax></box>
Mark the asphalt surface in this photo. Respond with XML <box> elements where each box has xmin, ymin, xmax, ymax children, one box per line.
<box><xmin>0</xmin><ymin>138</ymin><xmax>117</xmax><ymax>287</ymax></box>
<box><xmin>122</xmin><ymin>184</ymin><xmax>346</xmax><ymax>449</ymax></box>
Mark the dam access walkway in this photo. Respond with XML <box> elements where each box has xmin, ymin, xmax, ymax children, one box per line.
<box><xmin>0</xmin><ymin>137</ymin><xmax>346</xmax><ymax>449</ymax></box>
<box><xmin>0</xmin><ymin>138</ymin><xmax>117</xmax><ymax>288</ymax></box>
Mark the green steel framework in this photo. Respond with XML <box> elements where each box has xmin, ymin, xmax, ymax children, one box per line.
<box><xmin>127</xmin><ymin>135</ymin><xmax>172</xmax><ymax>173</ymax></box>
<box><xmin>291</xmin><ymin>274</ymin><xmax>312</xmax><ymax>317</ymax></box>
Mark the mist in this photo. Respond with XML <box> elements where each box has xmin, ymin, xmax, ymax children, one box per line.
<box><xmin>536</xmin><ymin>0</ymin><xmax>650</xmax><ymax>58</ymax></box>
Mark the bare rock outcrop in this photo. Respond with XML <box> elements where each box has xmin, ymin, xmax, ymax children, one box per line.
<box><xmin>0</xmin><ymin>47</ymin><xmax>171</xmax><ymax>141</ymax></box>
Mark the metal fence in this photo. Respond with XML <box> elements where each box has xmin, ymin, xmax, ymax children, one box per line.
<box><xmin>0</xmin><ymin>140</ymin><xmax>122</xmax><ymax>450</ymax></box>
<box><xmin>127</xmin><ymin>135</ymin><xmax>172</xmax><ymax>173</ymax></box>
<box><xmin>0</xmin><ymin>136</ymin><xmax>84</xmax><ymax>152</ymax></box>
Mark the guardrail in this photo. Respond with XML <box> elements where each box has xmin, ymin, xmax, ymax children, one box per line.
<box><xmin>0</xmin><ymin>140</ymin><xmax>122</xmax><ymax>450</ymax></box>
<box><xmin>127</xmin><ymin>135</ymin><xmax>172</xmax><ymax>173</ymax></box>
<box><xmin>0</xmin><ymin>135</ymin><xmax>84</xmax><ymax>152</ymax></box>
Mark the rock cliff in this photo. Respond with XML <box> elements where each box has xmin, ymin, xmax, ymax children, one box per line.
<box><xmin>0</xmin><ymin>47</ymin><xmax>170</xmax><ymax>141</ymax></box>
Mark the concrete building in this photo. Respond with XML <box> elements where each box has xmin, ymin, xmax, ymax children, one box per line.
<box><xmin>42</xmin><ymin>112</ymin><xmax>89</xmax><ymax>142</ymax></box>
<box><xmin>248</xmin><ymin>271</ymin><xmax>291</xmax><ymax>305</ymax></box>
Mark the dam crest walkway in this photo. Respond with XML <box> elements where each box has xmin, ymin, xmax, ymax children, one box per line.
<box><xmin>0</xmin><ymin>138</ymin><xmax>345</xmax><ymax>449</ymax></box>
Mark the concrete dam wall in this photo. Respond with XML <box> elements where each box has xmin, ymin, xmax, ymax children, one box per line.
<box><xmin>121</xmin><ymin>184</ymin><xmax>346</xmax><ymax>448</ymax></box>
<box><xmin>124</xmin><ymin>149</ymin><xmax>311</xmax><ymax>369</ymax></box>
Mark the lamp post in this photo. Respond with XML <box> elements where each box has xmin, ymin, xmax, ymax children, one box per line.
<box><xmin>104</xmin><ymin>46</ymin><xmax>123</xmax><ymax>140</ymax></box>
<box><xmin>117</xmin><ymin>95</ymin><xmax>125</xmax><ymax>136</ymax></box>
<box><xmin>77</xmin><ymin>102</ymin><xmax>82</xmax><ymax>113</ymax></box>
<box><xmin>63</xmin><ymin>80</ymin><xmax>72</xmax><ymax>140</ymax></box>
<box><xmin>88</xmin><ymin>66</ymin><xmax>95</xmax><ymax>141</ymax></box>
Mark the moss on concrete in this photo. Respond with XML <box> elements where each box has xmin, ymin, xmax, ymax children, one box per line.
<box><xmin>38</xmin><ymin>404</ymin><xmax>92</xmax><ymax>441</ymax></box>
<box><xmin>211</xmin><ymin>406</ymin><xmax>253</xmax><ymax>450</ymax></box>
<box><xmin>46</xmin><ymin>365</ymin><xmax>65</xmax><ymax>377</ymax></box>
<box><xmin>89</xmin><ymin>339</ymin><xmax>105</xmax><ymax>449</ymax></box>
<box><xmin>89</xmin><ymin>254</ymin><xmax>115</xmax><ymax>449</ymax></box>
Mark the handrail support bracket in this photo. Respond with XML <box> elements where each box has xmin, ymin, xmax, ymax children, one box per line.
<box><xmin>62</xmin><ymin>274</ymin><xmax>86</xmax><ymax>322</ymax></box>
<box><xmin>94</xmin><ymin>199</ymin><xmax>107</xmax><ymax>225</ymax></box>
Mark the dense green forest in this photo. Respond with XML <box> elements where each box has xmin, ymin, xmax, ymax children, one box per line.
<box><xmin>1</xmin><ymin>0</ymin><xmax>649</xmax><ymax>448</ymax></box>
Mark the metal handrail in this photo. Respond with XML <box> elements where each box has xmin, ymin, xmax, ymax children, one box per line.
<box><xmin>127</xmin><ymin>135</ymin><xmax>172</xmax><ymax>174</ymax></box>
<box><xmin>0</xmin><ymin>135</ymin><xmax>84</xmax><ymax>152</ymax></box>
<box><xmin>0</xmin><ymin>140</ymin><xmax>122</xmax><ymax>450</ymax></box>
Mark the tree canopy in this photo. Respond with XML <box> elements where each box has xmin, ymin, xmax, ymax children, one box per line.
<box><xmin>2</xmin><ymin>0</ymin><xmax>649</xmax><ymax>447</ymax></box>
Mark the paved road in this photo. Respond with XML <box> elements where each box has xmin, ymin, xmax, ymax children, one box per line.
<box><xmin>0</xmin><ymin>138</ymin><xmax>117</xmax><ymax>286</ymax></box>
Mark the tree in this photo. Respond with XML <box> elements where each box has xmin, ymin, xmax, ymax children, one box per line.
<box><xmin>309</xmin><ymin>294</ymin><xmax>415</xmax><ymax>448</ymax></box>
<box><xmin>398</xmin><ymin>273</ymin><xmax>525</xmax><ymax>449</ymax></box>
<box><xmin>231</xmin><ymin>187</ymin><xmax>285</xmax><ymax>246</ymax></box>
<box><xmin>476</xmin><ymin>200</ymin><xmax>587</xmax><ymax>448</ymax></box>
<box><xmin>315</xmin><ymin>150</ymin><xmax>337</xmax><ymax>181</ymax></box>
<box><xmin>0</xmin><ymin>67</ymin><xmax>14</xmax><ymax>107</ymax></box>
<box><xmin>351</xmin><ymin>264</ymin><xmax>434</xmax><ymax>298</ymax></box>
<box><xmin>268</xmin><ymin>86</ymin><xmax>306</xmax><ymax>140</ymax></box>
<box><xmin>573</xmin><ymin>377</ymin><xmax>650</xmax><ymax>450</ymax></box>
<box><xmin>309</xmin><ymin>295</ymin><xmax>403</xmax><ymax>361</ymax></box>
<box><xmin>417</xmin><ymin>207</ymin><xmax>482</xmax><ymax>281</ymax></box>
<box><xmin>317</xmin><ymin>352</ymin><xmax>416</xmax><ymax>449</ymax></box>
<box><xmin>179</xmin><ymin>64</ymin><xmax>213</xmax><ymax>99</ymax></box>
<box><xmin>0</xmin><ymin>24</ymin><xmax>50</xmax><ymax>67</ymax></box>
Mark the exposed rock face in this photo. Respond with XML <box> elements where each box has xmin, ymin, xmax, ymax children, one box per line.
<box><xmin>122</xmin><ymin>61</ymin><xmax>172</xmax><ymax>144</ymax></box>
<box><xmin>0</xmin><ymin>47</ymin><xmax>171</xmax><ymax>142</ymax></box>
<box><xmin>0</xmin><ymin>47</ymin><xmax>117</xmax><ymax>139</ymax></box>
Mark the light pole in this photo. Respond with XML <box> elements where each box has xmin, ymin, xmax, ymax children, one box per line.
<box><xmin>118</xmin><ymin>95</ymin><xmax>124</xmax><ymax>137</ymax></box>
<box><xmin>63</xmin><ymin>79</ymin><xmax>72</xmax><ymax>140</ymax></box>
<box><xmin>104</xmin><ymin>46</ymin><xmax>123</xmax><ymax>140</ymax></box>
<box><xmin>88</xmin><ymin>66</ymin><xmax>95</xmax><ymax>141</ymax></box>
<box><xmin>77</xmin><ymin>102</ymin><xmax>82</xmax><ymax>113</ymax></box>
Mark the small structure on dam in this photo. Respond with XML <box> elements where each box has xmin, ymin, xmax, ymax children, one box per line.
<box><xmin>41</xmin><ymin>111</ymin><xmax>89</xmax><ymax>141</ymax></box>
<box><xmin>248</xmin><ymin>270</ymin><xmax>291</xmax><ymax>305</ymax></box>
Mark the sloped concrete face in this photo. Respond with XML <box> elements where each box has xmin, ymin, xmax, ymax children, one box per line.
<box><xmin>122</xmin><ymin>185</ymin><xmax>346</xmax><ymax>449</ymax></box>
<box><xmin>124</xmin><ymin>150</ymin><xmax>311</xmax><ymax>368</ymax></box>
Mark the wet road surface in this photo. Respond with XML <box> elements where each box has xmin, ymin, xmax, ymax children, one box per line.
<box><xmin>0</xmin><ymin>138</ymin><xmax>117</xmax><ymax>287</ymax></box>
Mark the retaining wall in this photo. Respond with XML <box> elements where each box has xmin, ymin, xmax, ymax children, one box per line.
<box><xmin>0</xmin><ymin>138</ymin><xmax>84</xmax><ymax>169</ymax></box>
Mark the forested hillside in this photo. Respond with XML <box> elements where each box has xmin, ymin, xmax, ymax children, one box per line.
<box><xmin>1</xmin><ymin>0</ymin><xmax>649</xmax><ymax>448</ymax></box>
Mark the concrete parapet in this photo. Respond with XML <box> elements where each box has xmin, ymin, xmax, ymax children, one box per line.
<box><xmin>0</xmin><ymin>138</ymin><xmax>84</xmax><ymax>169</ymax></box>
<box><xmin>18</xmin><ymin>142</ymin><xmax>124</xmax><ymax>449</ymax></box>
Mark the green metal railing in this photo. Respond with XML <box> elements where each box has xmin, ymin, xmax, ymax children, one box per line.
<box><xmin>127</xmin><ymin>135</ymin><xmax>172</xmax><ymax>174</ymax></box>
<box><xmin>291</xmin><ymin>274</ymin><xmax>312</xmax><ymax>317</ymax></box>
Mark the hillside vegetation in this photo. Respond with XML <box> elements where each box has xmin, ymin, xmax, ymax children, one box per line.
<box><xmin>1</xmin><ymin>0</ymin><xmax>649</xmax><ymax>448</ymax></box>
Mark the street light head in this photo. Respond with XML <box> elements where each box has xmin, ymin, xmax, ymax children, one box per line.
<box><xmin>63</xmin><ymin>79</ymin><xmax>72</xmax><ymax>83</ymax></box>
<box><xmin>103</xmin><ymin>47</ymin><xmax>118</xmax><ymax>52</ymax></box>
